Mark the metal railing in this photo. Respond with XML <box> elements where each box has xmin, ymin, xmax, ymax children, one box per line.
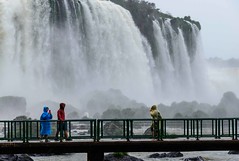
<box><xmin>0</xmin><ymin>118</ymin><xmax>239</xmax><ymax>142</ymax></box>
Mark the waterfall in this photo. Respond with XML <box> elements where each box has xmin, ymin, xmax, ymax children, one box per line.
<box><xmin>190</xmin><ymin>23</ymin><xmax>213</xmax><ymax>102</ymax></box>
<box><xmin>152</xmin><ymin>19</ymin><xmax>210</xmax><ymax>102</ymax></box>
<box><xmin>0</xmin><ymin>0</ymin><xmax>209</xmax><ymax>110</ymax></box>
<box><xmin>152</xmin><ymin>20</ymin><xmax>174</xmax><ymax>100</ymax></box>
<box><xmin>0</xmin><ymin>0</ymin><xmax>155</xmax><ymax>106</ymax></box>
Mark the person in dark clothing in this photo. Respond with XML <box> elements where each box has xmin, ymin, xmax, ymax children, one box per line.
<box><xmin>54</xmin><ymin>103</ymin><xmax>71</xmax><ymax>141</ymax></box>
<box><xmin>40</xmin><ymin>106</ymin><xmax>52</xmax><ymax>142</ymax></box>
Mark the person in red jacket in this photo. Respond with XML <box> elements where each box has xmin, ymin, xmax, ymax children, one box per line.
<box><xmin>54</xmin><ymin>103</ymin><xmax>71</xmax><ymax>141</ymax></box>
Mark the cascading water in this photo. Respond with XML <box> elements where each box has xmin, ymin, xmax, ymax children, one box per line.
<box><xmin>0</xmin><ymin>0</ymin><xmax>155</xmax><ymax>107</ymax></box>
<box><xmin>190</xmin><ymin>23</ymin><xmax>213</xmax><ymax>101</ymax></box>
<box><xmin>152</xmin><ymin>19</ymin><xmax>210</xmax><ymax>102</ymax></box>
<box><xmin>0</xmin><ymin>0</ymin><xmax>210</xmax><ymax>113</ymax></box>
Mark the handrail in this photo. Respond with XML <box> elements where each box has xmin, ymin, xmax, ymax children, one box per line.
<box><xmin>0</xmin><ymin>118</ymin><xmax>238</xmax><ymax>142</ymax></box>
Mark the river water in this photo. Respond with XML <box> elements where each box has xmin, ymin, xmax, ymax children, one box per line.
<box><xmin>32</xmin><ymin>151</ymin><xmax>239</xmax><ymax>161</ymax></box>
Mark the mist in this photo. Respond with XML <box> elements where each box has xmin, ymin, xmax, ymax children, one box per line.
<box><xmin>206</xmin><ymin>58</ymin><xmax>239</xmax><ymax>102</ymax></box>
<box><xmin>0</xmin><ymin>0</ymin><xmax>238</xmax><ymax>119</ymax></box>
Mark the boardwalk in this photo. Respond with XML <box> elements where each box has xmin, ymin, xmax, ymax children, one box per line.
<box><xmin>1</xmin><ymin>139</ymin><xmax>239</xmax><ymax>161</ymax></box>
<box><xmin>0</xmin><ymin>118</ymin><xmax>239</xmax><ymax>161</ymax></box>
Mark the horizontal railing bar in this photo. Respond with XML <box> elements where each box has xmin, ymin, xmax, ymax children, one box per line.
<box><xmin>0</xmin><ymin>118</ymin><xmax>238</xmax><ymax>142</ymax></box>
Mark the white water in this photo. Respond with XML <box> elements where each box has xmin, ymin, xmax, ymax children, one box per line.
<box><xmin>152</xmin><ymin>20</ymin><xmax>211</xmax><ymax>103</ymax></box>
<box><xmin>31</xmin><ymin>151</ymin><xmax>239</xmax><ymax>161</ymax></box>
<box><xmin>0</xmin><ymin>0</ymin><xmax>233</xmax><ymax>117</ymax></box>
<box><xmin>0</xmin><ymin>0</ymin><xmax>155</xmax><ymax>110</ymax></box>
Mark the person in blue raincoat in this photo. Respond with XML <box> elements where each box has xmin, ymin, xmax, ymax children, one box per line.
<box><xmin>40</xmin><ymin>106</ymin><xmax>53</xmax><ymax>142</ymax></box>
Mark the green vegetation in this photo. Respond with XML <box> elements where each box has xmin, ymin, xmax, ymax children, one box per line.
<box><xmin>13</xmin><ymin>115</ymin><xmax>32</xmax><ymax>121</ymax></box>
<box><xmin>110</xmin><ymin>0</ymin><xmax>201</xmax><ymax>60</ymax></box>
<box><xmin>113</xmin><ymin>152</ymin><xmax>128</xmax><ymax>158</ymax></box>
<box><xmin>101</xmin><ymin>107</ymin><xmax>149</xmax><ymax>119</ymax></box>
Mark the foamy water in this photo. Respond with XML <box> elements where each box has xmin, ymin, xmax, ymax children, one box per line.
<box><xmin>31</xmin><ymin>151</ymin><xmax>239</xmax><ymax>161</ymax></box>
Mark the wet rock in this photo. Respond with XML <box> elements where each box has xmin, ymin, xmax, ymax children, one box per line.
<box><xmin>228</xmin><ymin>150</ymin><xmax>239</xmax><ymax>154</ymax></box>
<box><xmin>148</xmin><ymin>152</ymin><xmax>183</xmax><ymax>158</ymax></box>
<box><xmin>103</xmin><ymin>121</ymin><xmax>123</xmax><ymax>136</ymax></box>
<box><xmin>184</xmin><ymin>156</ymin><xmax>205</xmax><ymax>161</ymax></box>
<box><xmin>148</xmin><ymin>153</ymin><xmax>166</xmax><ymax>158</ymax></box>
<box><xmin>0</xmin><ymin>154</ymin><xmax>33</xmax><ymax>161</ymax></box>
<box><xmin>104</xmin><ymin>153</ymin><xmax>144</xmax><ymax>161</ymax></box>
<box><xmin>166</xmin><ymin>152</ymin><xmax>183</xmax><ymax>157</ymax></box>
<box><xmin>143</xmin><ymin>127</ymin><xmax>152</xmax><ymax>135</ymax></box>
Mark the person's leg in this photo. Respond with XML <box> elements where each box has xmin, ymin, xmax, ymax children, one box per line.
<box><xmin>55</xmin><ymin>130</ymin><xmax>59</xmax><ymax>138</ymax></box>
<box><xmin>54</xmin><ymin>123</ymin><xmax>60</xmax><ymax>141</ymax></box>
<box><xmin>40</xmin><ymin>135</ymin><xmax>44</xmax><ymax>142</ymax></box>
<box><xmin>44</xmin><ymin>135</ymin><xmax>49</xmax><ymax>142</ymax></box>
<box><xmin>64</xmin><ymin>130</ymin><xmax>68</xmax><ymax>138</ymax></box>
<box><xmin>64</xmin><ymin>122</ymin><xmax>72</xmax><ymax>141</ymax></box>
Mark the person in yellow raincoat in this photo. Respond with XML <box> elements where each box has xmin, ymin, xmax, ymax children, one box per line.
<box><xmin>150</xmin><ymin>105</ymin><xmax>162</xmax><ymax>138</ymax></box>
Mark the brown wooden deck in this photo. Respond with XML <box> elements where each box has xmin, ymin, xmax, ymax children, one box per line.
<box><xmin>1</xmin><ymin>140</ymin><xmax>239</xmax><ymax>161</ymax></box>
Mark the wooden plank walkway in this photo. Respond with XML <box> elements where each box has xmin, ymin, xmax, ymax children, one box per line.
<box><xmin>1</xmin><ymin>140</ymin><xmax>239</xmax><ymax>161</ymax></box>
<box><xmin>1</xmin><ymin>140</ymin><xmax>239</xmax><ymax>154</ymax></box>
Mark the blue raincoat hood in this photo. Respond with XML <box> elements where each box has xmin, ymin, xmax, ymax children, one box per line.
<box><xmin>43</xmin><ymin>106</ymin><xmax>49</xmax><ymax>112</ymax></box>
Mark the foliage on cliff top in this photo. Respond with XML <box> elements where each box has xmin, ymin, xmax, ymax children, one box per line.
<box><xmin>110</xmin><ymin>0</ymin><xmax>201</xmax><ymax>59</ymax></box>
<box><xmin>110</xmin><ymin>0</ymin><xmax>201</xmax><ymax>30</ymax></box>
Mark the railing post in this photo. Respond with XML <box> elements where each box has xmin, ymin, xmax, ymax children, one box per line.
<box><xmin>11</xmin><ymin>121</ymin><xmax>13</xmax><ymax>142</ymax></box>
<box><xmin>126</xmin><ymin>119</ymin><xmax>129</xmax><ymax>141</ymax></box>
<box><xmin>212</xmin><ymin>119</ymin><xmax>214</xmax><ymax>137</ymax></box>
<box><xmin>90</xmin><ymin>120</ymin><xmax>93</xmax><ymax>140</ymax></box>
<box><xmin>36</xmin><ymin>121</ymin><xmax>39</xmax><ymax>139</ymax></box>
<box><xmin>4</xmin><ymin>122</ymin><xmax>7</xmax><ymax>140</ymax></box>
<box><xmin>22</xmin><ymin>121</ymin><xmax>25</xmax><ymax>143</ymax></box>
<box><xmin>14</xmin><ymin>121</ymin><xmax>16</xmax><ymax>140</ymax></box>
<box><xmin>7</xmin><ymin>121</ymin><xmax>10</xmax><ymax>142</ymax></box>
<box><xmin>187</xmin><ymin>119</ymin><xmax>189</xmax><ymax>139</ymax></box>
<box><xmin>192</xmin><ymin>119</ymin><xmax>195</xmax><ymax>137</ymax></box>
<box><xmin>164</xmin><ymin>119</ymin><xmax>166</xmax><ymax>137</ymax></box>
<box><xmin>190</xmin><ymin>119</ymin><xmax>193</xmax><ymax>137</ymax></box>
<box><xmin>130</xmin><ymin>120</ymin><xmax>133</xmax><ymax>139</ymax></box>
<box><xmin>160</xmin><ymin>119</ymin><xmax>163</xmax><ymax>141</ymax></box>
<box><xmin>200</xmin><ymin>120</ymin><xmax>203</xmax><ymax>137</ymax></box>
<box><xmin>97</xmin><ymin>120</ymin><xmax>100</xmax><ymax>142</ymax></box>
<box><xmin>93</xmin><ymin>120</ymin><xmax>96</xmax><ymax>142</ymax></box>
<box><xmin>196</xmin><ymin>119</ymin><xmax>199</xmax><ymax>140</ymax></box>
<box><xmin>222</xmin><ymin>119</ymin><xmax>224</xmax><ymax>136</ymax></box>
<box><xmin>218</xmin><ymin>119</ymin><xmax>221</xmax><ymax>139</ymax></box>
<box><xmin>69</xmin><ymin>120</ymin><xmax>72</xmax><ymax>139</ymax></box>
<box><xmin>183</xmin><ymin>120</ymin><xmax>186</xmax><ymax>136</ymax></box>
<box><xmin>29</xmin><ymin>121</ymin><xmax>32</xmax><ymax>140</ymax></box>
<box><xmin>19</xmin><ymin>121</ymin><xmax>22</xmax><ymax>139</ymax></box>
<box><xmin>235</xmin><ymin>118</ymin><xmax>238</xmax><ymax>140</ymax></box>
<box><xmin>26</xmin><ymin>121</ymin><xmax>29</xmax><ymax>143</ymax></box>
<box><xmin>215</xmin><ymin>119</ymin><xmax>217</xmax><ymax>139</ymax></box>
<box><xmin>123</xmin><ymin>120</ymin><xmax>126</xmax><ymax>138</ymax></box>
<box><xmin>232</xmin><ymin>119</ymin><xmax>235</xmax><ymax>140</ymax></box>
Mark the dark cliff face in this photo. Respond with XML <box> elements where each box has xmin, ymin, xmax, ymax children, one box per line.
<box><xmin>110</xmin><ymin>0</ymin><xmax>201</xmax><ymax>60</ymax></box>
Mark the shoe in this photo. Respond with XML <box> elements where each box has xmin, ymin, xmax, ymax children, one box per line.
<box><xmin>54</xmin><ymin>138</ymin><xmax>59</xmax><ymax>141</ymax></box>
<box><xmin>65</xmin><ymin>138</ymin><xmax>72</xmax><ymax>141</ymax></box>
